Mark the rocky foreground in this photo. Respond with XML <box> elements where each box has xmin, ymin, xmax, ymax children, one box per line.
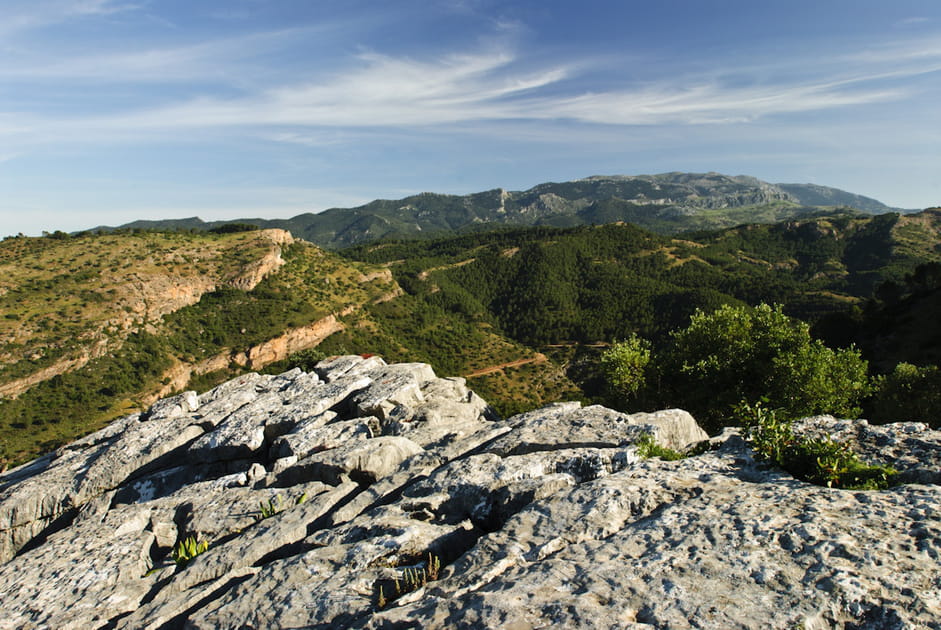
<box><xmin>1</xmin><ymin>356</ymin><xmax>939</xmax><ymax>629</ymax></box>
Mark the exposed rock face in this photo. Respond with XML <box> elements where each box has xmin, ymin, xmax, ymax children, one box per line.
<box><xmin>0</xmin><ymin>358</ymin><xmax>938</xmax><ymax>629</ymax></box>
<box><xmin>242</xmin><ymin>313</ymin><xmax>344</xmax><ymax>369</ymax></box>
<box><xmin>224</xmin><ymin>229</ymin><xmax>294</xmax><ymax>291</ymax></box>
<box><xmin>0</xmin><ymin>229</ymin><xmax>295</xmax><ymax>401</ymax></box>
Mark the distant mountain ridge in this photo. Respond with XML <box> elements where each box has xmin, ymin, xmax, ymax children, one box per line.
<box><xmin>95</xmin><ymin>172</ymin><xmax>915</xmax><ymax>249</ymax></box>
<box><xmin>775</xmin><ymin>183</ymin><xmax>907</xmax><ymax>214</ymax></box>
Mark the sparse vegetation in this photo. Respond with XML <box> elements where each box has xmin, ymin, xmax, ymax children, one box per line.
<box><xmin>256</xmin><ymin>493</ymin><xmax>308</xmax><ymax>520</ymax></box>
<box><xmin>376</xmin><ymin>553</ymin><xmax>442</xmax><ymax>609</ymax></box>
<box><xmin>737</xmin><ymin>402</ymin><xmax>897</xmax><ymax>490</ymax></box>
<box><xmin>171</xmin><ymin>536</ymin><xmax>209</xmax><ymax>567</ymax></box>
<box><xmin>635</xmin><ymin>433</ymin><xmax>685</xmax><ymax>461</ymax></box>
<box><xmin>0</xmin><ymin>233</ymin><xmax>396</xmax><ymax>465</ymax></box>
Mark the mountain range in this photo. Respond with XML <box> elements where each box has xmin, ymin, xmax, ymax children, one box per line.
<box><xmin>96</xmin><ymin>172</ymin><xmax>917</xmax><ymax>249</ymax></box>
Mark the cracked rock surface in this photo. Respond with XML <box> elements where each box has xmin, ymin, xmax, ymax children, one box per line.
<box><xmin>0</xmin><ymin>356</ymin><xmax>939</xmax><ymax>629</ymax></box>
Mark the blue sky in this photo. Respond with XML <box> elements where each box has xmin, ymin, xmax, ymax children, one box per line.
<box><xmin>1</xmin><ymin>0</ymin><xmax>940</xmax><ymax>236</ymax></box>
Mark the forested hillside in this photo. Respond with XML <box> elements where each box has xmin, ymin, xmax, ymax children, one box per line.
<box><xmin>343</xmin><ymin>210</ymin><xmax>941</xmax><ymax>346</ymax></box>
<box><xmin>2</xmin><ymin>208</ymin><xmax>939</xmax><ymax>466</ymax></box>
<box><xmin>338</xmin><ymin>210</ymin><xmax>941</xmax><ymax>421</ymax></box>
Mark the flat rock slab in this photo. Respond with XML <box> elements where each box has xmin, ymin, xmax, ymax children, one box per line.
<box><xmin>626</xmin><ymin>408</ymin><xmax>709</xmax><ymax>450</ymax></box>
<box><xmin>370</xmin><ymin>449</ymin><xmax>941</xmax><ymax>630</ymax></box>
<box><xmin>272</xmin><ymin>416</ymin><xmax>380</xmax><ymax>460</ymax></box>
<box><xmin>2</xmin><ymin>359</ymin><xmax>939</xmax><ymax>630</ymax></box>
<box><xmin>187</xmin><ymin>514</ymin><xmax>475</xmax><ymax>630</ymax></box>
<box><xmin>0</xmin><ymin>503</ymin><xmax>156</xmax><ymax>630</ymax></box>
<box><xmin>315</xmin><ymin>354</ymin><xmax>387</xmax><ymax>382</ymax></box>
<box><xmin>486</xmin><ymin>404</ymin><xmax>654</xmax><ymax>456</ymax></box>
<box><xmin>353</xmin><ymin>366</ymin><xmax>432</xmax><ymax>420</ymax></box>
<box><xmin>275</xmin><ymin>436</ymin><xmax>425</xmax><ymax>486</ymax></box>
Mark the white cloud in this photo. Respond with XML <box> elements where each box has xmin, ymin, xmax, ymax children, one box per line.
<box><xmin>0</xmin><ymin>26</ymin><xmax>329</xmax><ymax>84</ymax></box>
<box><xmin>76</xmin><ymin>44</ymin><xmax>921</xmax><ymax>133</ymax></box>
<box><xmin>896</xmin><ymin>17</ymin><xmax>931</xmax><ymax>27</ymax></box>
<box><xmin>0</xmin><ymin>0</ymin><xmax>139</xmax><ymax>37</ymax></box>
<box><xmin>1</xmin><ymin>29</ymin><xmax>940</xmax><ymax>151</ymax></box>
<box><xmin>842</xmin><ymin>34</ymin><xmax>941</xmax><ymax>64</ymax></box>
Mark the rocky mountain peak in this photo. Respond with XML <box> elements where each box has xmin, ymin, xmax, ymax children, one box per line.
<box><xmin>0</xmin><ymin>356</ymin><xmax>938</xmax><ymax>628</ymax></box>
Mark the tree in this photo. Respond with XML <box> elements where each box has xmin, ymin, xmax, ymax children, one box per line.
<box><xmin>868</xmin><ymin>363</ymin><xmax>941</xmax><ymax>427</ymax></box>
<box><xmin>654</xmin><ymin>304</ymin><xmax>870</xmax><ymax>432</ymax></box>
<box><xmin>599</xmin><ymin>334</ymin><xmax>651</xmax><ymax>403</ymax></box>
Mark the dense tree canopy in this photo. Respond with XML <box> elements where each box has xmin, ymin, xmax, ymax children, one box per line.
<box><xmin>602</xmin><ymin>304</ymin><xmax>871</xmax><ymax>433</ymax></box>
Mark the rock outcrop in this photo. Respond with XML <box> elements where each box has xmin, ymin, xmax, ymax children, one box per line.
<box><xmin>0</xmin><ymin>357</ymin><xmax>938</xmax><ymax>629</ymax></box>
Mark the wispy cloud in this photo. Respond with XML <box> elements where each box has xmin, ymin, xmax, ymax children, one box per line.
<box><xmin>0</xmin><ymin>0</ymin><xmax>139</xmax><ymax>37</ymax></box>
<box><xmin>0</xmin><ymin>28</ymin><xmax>315</xmax><ymax>84</ymax></box>
<box><xmin>843</xmin><ymin>34</ymin><xmax>941</xmax><ymax>63</ymax></box>
<box><xmin>72</xmin><ymin>40</ymin><xmax>934</xmax><ymax>133</ymax></box>
<box><xmin>896</xmin><ymin>16</ymin><xmax>932</xmax><ymax>27</ymax></box>
<box><xmin>2</xmin><ymin>25</ymin><xmax>940</xmax><ymax>151</ymax></box>
<box><xmin>69</xmin><ymin>49</ymin><xmax>569</xmax><ymax>130</ymax></box>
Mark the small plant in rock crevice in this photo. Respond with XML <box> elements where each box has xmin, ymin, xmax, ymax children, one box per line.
<box><xmin>256</xmin><ymin>492</ymin><xmax>307</xmax><ymax>521</ymax></box>
<box><xmin>171</xmin><ymin>536</ymin><xmax>209</xmax><ymax>567</ymax></box>
<box><xmin>375</xmin><ymin>553</ymin><xmax>442</xmax><ymax>609</ymax></box>
<box><xmin>635</xmin><ymin>432</ymin><xmax>685</xmax><ymax>461</ymax></box>
<box><xmin>736</xmin><ymin>401</ymin><xmax>897</xmax><ymax>490</ymax></box>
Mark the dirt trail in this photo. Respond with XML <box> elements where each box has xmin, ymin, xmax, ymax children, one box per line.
<box><xmin>464</xmin><ymin>353</ymin><xmax>547</xmax><ymax>378</ymax></box>
<box><xmin>417</xmin><ymin>258</ymin><xmax>476</xmax><ymax>280</ymax></box>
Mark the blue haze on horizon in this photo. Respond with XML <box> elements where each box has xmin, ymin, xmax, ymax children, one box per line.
<box><xmin>1</xmin><ymin>0</ymin><xmax>940</xmax><ymax>237</ymax></box>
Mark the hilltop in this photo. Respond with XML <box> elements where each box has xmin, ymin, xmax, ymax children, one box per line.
<box><xmin>95</xmin><ymin>172</ymin><xmax>918</xmax><ymax>249</ymax></box>
<box><xmin>0</xmin><ymin>357</ymin><xmax>938</xmax><ymax>628</ymax></box>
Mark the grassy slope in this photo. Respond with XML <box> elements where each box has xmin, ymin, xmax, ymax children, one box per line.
<box><xmin>0</xmin><ymin>233</ymin><xmax>397</xmax><ymax>466</ymax></box>
<box><xmin>0</xmin><ymin>230</ymin><xmax>277</xmax><ymax>385</ymax></box>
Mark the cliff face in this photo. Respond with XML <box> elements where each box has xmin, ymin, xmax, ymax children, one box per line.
<box><xmin>0</xmin><ymin>229</ymin><xmax>295</xmax><ymax>400</ymax></box>
<box><xmin>0</xmin><ymin>357</ymin><xmax>938</xmax><ymax>629</ymax></box>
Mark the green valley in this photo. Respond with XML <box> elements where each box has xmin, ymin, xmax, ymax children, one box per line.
<box><xmin>2</xmin><ymin>203</ymin><xmax>939</xmax><ymax>467</ymax></box>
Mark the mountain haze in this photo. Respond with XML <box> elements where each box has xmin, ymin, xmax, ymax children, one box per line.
<box><xmin>776</xmin><ymin>183</ymin><xmax>911</xmax><ymax>214</ymax></box>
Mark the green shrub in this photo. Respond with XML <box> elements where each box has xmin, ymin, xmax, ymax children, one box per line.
<box><xmin>661</xmin><ymin>304</ymin><xmax>870</xmax><ymax>432</ymax></box>
<box><xmin>868</xmin><ymin>363</ymin><xmax>941</xmax><ymax>427</ymax></box>
<box><xmin>599</xmin><ymin>334</ymin><xmax>651</xmax><ymax>402</ymax></box>
<box><xmin>737</xmin><ymin>402</ymin><xmax>896</xmax><ymax>490</ymax></box>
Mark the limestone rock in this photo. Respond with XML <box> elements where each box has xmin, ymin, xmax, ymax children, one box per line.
<box><xmin>274</xmin><ymin>435</ymin><xmax>425</xmax><ymax>486</ymax></box>
<box><xmin>0</xmin><ymin>356</ymin><xmax>938</xmax><ymax>630</ymax></box>
<box><xmin>486</xmin><ymin>403</ymin><xmax>652</xmax><ymax>456</ymax></box>
<box><xmin>626</xmin><ymin>408</ymin><xmax>709</xmax><ymax>450</ymax></box>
